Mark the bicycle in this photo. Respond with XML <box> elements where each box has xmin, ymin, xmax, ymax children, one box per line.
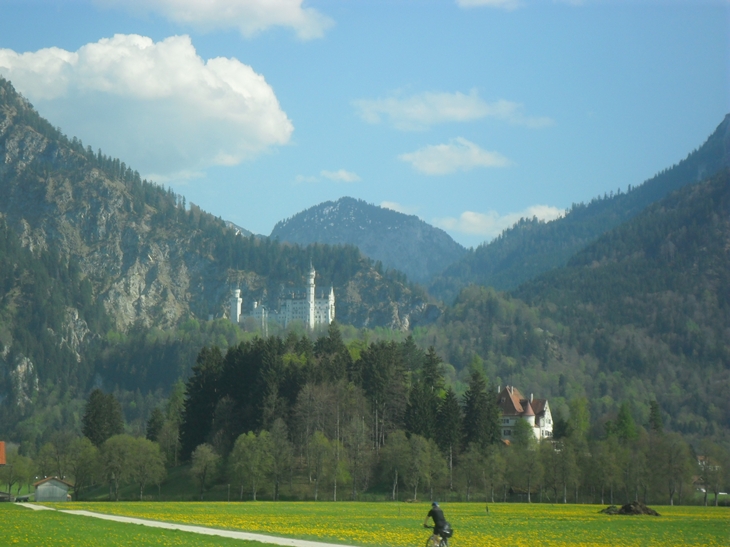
<box><xmin>424</xmin><ymin>525</ymin><xmax>449</xmax><ymax>547</ymax></box>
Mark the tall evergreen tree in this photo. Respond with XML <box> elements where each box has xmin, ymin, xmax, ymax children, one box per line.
<box><xmin>648</xmin><ymin>400</ymin><xmax>663</xmax><ymax>433</ymax></box>
<box><xmin>614</xmin><ymin>402</ymin><xmax>638</xmax><ymax>444</ymax></box>
<box><xmin>436</xmin><ymin>387</ymin><xmax>463</xmax><ymax>490</ymax></box>
<box><xmin>146</xmin><ymin>407</ymin><xmax>165</xmax><ymax>442</ymax></box>
<box><xmin>462</xmin><ymin>369</ymin><xmax>500</xmax><ymax>449</ymax></box>
<box><xmin>359</xmin><ymin>341</ymin><xmax>408</xmax><ymax>448</ymax></box>
<box><xmin>405</xmin><ymin>347</ymin><xmax>444</xmax><ymax>440</ymax></box>
<box><xmin>180</xmin><ymin>346</ymin><xmax>224</xmax><ymax>459</ymax></box>
<box><xmin>82</xmin><ymin>389</ymin><xmax>124</xmax><ymax>447</ymax></box>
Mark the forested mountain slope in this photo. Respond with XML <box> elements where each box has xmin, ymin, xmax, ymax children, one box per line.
<box><xmin>422</xmin><ymin>171</ymin><xmax>729</xmax><ymax>437</ymax></box>
<box><xmin>0</xmin><ymin>76</ymin><xmax>432</xmax><ymax>442</ymax></box>
<box><xmin>430</xmin><ymin>114</ymin><xmax>730</xmax><ymax>301</ymax></box>
<box><xmin>271</xmin><ymin>197</ymin><xmax>467</xmax><ymax>285</ymax></box>
<box><xmin>517</xmin><ymin>170</ymin><xmax>730</xmax><ymax>433</ymax></box>
<box><xmin>0</xmin><ymin>77</ymin><xmax>429</xmax><ymax>333</ymax></box>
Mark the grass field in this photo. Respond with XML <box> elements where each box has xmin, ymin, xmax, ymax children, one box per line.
<box><xmin>0</xmin><ymin>504</ymin><xmax>269</xmax><ymax>546</ymax></box>
<box><xmin>23</xmin><ymin>501</ymin><xmax>727</xmax><ymax>547</ymax></box>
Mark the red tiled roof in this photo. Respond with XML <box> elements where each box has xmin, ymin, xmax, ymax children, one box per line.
<box><xmin>498</xmin><ymin>386</ymin><xmax>550</xmax><ymax>422</ymax></box>
<box><xmin>522</xmin><ymin>400</ymin><xmax>535</xmax><ymax>417</ymax></box>
<box><xmin>531</xmin><ymin>399</ymin><xmax>548</xmax><ymax>416</ymax></box>
<box><xmin>498</xmin><ymin>386</ymin><xmax>527</xmax><ymax>415</ymax></box>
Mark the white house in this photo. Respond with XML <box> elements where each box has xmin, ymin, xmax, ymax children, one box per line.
<box><xmin>497</xmin><ymin>385</ymin><xmax>553</xmax><ymax>441</ymax></box>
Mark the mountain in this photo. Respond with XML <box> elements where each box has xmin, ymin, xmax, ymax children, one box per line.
<box><xmin>270</xmin><ymin>197</ymin><xmax>467</xmax><ymax>285</ymax></box>
<box><xmin>0</xmin><ymin>76</ymin><xmax>443</xmax><ymax>437</ymax></box>
<box><xmin>430</xmin><ymin>114</ymin><xmax>730</xmax><ymax>301</ymax></box>
<box><xmin>424</xmin><ymin>170</ymin><xmax>730</xmax><ymax>435</ymax></box>
<box><xmin>0</xmin><ymin>78</ymin><xmax>432</xmax><ymax>334</ymax></box>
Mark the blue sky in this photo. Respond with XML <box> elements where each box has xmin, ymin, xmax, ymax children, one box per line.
<box><xmin>1</xmin><ymin>1</ymin><xmax>728</xmax><ymax>248</ymax></box>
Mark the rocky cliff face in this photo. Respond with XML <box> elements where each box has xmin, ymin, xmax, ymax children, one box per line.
<box><xmin>0</xmin><ymin>108</ymin><xmax>217</xmax><ymax>330</ymax></box>
<box><xmin>0</xmin><ymin>79</ymin><xmax>429</xmax><ymax>334</ymax></box>
<box><xmin>271</xmin><ymin>197</ymin><xmax>467</xmax><ymax>285</ymax></box>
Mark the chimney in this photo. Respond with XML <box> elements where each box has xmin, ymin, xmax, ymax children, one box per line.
<box><xmin>498</xmin><ymin>385</ymin><xmax>501</xmax><ymax>393</ymax></box>
<box><xmin>530</xmin><ymin>393</ymin><xmax>533</xmax><ymax>402</ymax></box>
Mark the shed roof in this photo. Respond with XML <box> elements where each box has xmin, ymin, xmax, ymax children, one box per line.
<box><xmin>34</xmin><ymin>477</ymin><xmax>74</xmax><ymax>489</ymax></box>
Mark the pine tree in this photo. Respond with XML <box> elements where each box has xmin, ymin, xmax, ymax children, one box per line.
<box><xmin>436</xmin><ymin>387</ymin><xmax>462</xmax><ymax>490</ymax></box>
<box><xmin>649</xmin><ymin>400</ymin><xmax>663</xmax><ymax>433</ymax></box>
<box><xmin>82</xmin><ymin>389</ymin><xmax>124</xmax><ymax>447</ymax></box>
<box><xmin>462</xmin><ymin>369</ymin><xmax>500</xmax><ymax>449</ymax></box>
<box><xmin>180</xmin><ymin>346</ymin><xmax>224</xmax><ymax>459</ymax></box>
<box><xmin>146</xmin><ymin>407</ymin><xmax>165</xmax><ymax>442</ymax></box>
<box><xmin>405</xmin><ymin>347</ymin><xmax>444</xmax><ymax>440</ymax></box>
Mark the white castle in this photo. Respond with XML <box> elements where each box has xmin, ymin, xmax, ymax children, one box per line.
<box><xmin>230</xmin><ymin>263</ymin><xmax>335</xmax><ymax>330</ymax></box>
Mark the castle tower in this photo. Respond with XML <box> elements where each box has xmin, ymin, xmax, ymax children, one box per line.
<box><xmin>230</xmin><ymin>289</ymin><xmax>242</xmax><ymax>324</ymax></box>
<box><xmin>307</xmin><ymin>262</ymin><xmax>316</xmax><ymax>329</ymax></box>
<box><xmin>327</xmin><ymin>286</ymin><xmax>335</xmax><ymax>323</ymax></box>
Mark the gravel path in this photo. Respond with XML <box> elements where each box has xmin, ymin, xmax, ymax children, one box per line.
<box><xmin>20</xmin><ymin>504</ymin><xmax>355</xmax><ymax>547</ymax></box>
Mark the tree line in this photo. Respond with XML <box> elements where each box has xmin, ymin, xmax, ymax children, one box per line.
<box><xmin>2</xmin><ymin>325</ymin><xmax>727</xmax><ymax>504</ymax></box>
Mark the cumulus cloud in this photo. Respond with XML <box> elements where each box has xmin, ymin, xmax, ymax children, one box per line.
<box><xmin>456</xmin><ymin>0</ymin><xmax>522</xmax><ymax>9</ymax></box>
<box><xmin>94</xmin><ymin>0</ymin><xmax>333</xmax><ymax>40</ymax></box>
<box><xmin>0</xmin><ymin>34</ymin><xmax>293</xmax><ymax>178</ymax></box>
<box><xmin>399</xmin><ymin>138</ymin><xmax>510</xmax><ymax>175</ymax></box>
<box><xmin>354</xmin><ymin>90</ymin><xmax>552</xmax><ymax>131</ymax></box>
<box><xmin>435</xmin><ymin>205</ymin><xmax>564</xmax><ymax>241</ymax></box>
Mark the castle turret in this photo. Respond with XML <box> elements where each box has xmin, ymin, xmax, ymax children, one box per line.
<box><xmin>307</xmin><ymin>262</ymin><xmax>316</xmax><ymax>329</ymax></box>
<box><xmin>327</xmin><ymin>286</ymin><xmax>335</xmax><ymax>323</ymax></box>
<box><xmin>230</xmin><ymin>289</ymin><xmax>242</xmax><ymax>324</ymax></box>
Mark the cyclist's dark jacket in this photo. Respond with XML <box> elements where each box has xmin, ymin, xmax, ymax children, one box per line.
<box><xmin>427</xmin><ymin>506</ymin><xmax>446</xmax><ymax>534</ymax></box>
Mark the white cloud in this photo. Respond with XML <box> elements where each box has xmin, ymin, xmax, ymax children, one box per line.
<box><xmin>94</xmin><ymin>0</ymin><xmax>333</xmax><ymax>40</ymax></box>
<box><xmin>320</xmin><ymin>169</ymin><xmax>361</xmax><ymax>183</ymax></box>
<box><xmin>354</xmin><ymin>90</ymin><xmax>552</xmax><ymax>131</ymax></box>
<box><xmin>399</xmin><ymin>137</ymin><xmax>510</xmax><ymax>175</ymax></box>
<box><xmin>0</xmin><ymin>34</ymin><xmax>293</xmax><ymax>179</ymax></box>
<box><xmin>435</xmin><ymin>205</ymin><xmax>565</xmax><ymax>240</ymax></box>
<box><xmin>295</xmin><ymin>169</ymin><xmax>361</xmax><ymax>183</ymax></box>
<box><xmin>456</xmin><ymin>0</ymin><xmax>522</xmax><ymax>10</ymax></box>
<box><xmin>380</xmin><ymin>201</ymin><xmax>419</xmax><ymax>215</ymax></box>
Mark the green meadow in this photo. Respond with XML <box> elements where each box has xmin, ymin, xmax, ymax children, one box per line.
<box><xmin>9</xmin><ymin>501</ymin><xmax>722</xmax><ymax>547</ymax></box>
<box><xmin>0</xmin><ymin>503</ymin><xmax>268</xmax><ymax>546</ymax></box>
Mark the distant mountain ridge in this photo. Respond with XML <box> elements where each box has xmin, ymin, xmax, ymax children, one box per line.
<box><xmin>430</xmin><ymin>114</ymin><xmax>730</xmax><ymax>301</ymax></box>
<box><xmin>427</xmin><ymin>169</ymin><xmax>730</xmax><ymax>436</ymax></box>
<box><xmin>270</xmin><ymin>197</ymin><xmax>467</xmax><ymax>285</ymax></box>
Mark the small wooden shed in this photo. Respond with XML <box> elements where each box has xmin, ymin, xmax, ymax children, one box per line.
<box><xmin>34</xmin><ymin>477</ymin><xmax>73</xmax><ymax>502</ymax></box>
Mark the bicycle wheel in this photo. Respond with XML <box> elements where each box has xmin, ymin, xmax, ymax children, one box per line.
<box><xmin>425</xmin><ymin>536</ymin><xmax>439</xmax><ymax>547</ymax></box>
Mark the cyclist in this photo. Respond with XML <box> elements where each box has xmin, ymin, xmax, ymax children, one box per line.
<box><xmin>423</xmin><ymin>501</ymin><xmax>447</xmax><ymax>545</ymax></box>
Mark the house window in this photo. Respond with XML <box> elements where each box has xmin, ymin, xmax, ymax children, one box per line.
<box><xmin>502</xmin><ymin>418</ymin><xmax>510</xmax><ymax>424</ymax></box>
